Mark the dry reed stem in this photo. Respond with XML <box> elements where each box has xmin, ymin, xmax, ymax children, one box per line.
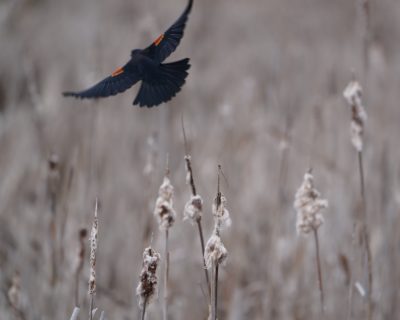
<box><xmin>344</xmin><ymin>79</ymin><xmax>373</xmax><ymax>319</ymax></box>
<box><xmin>163</xmin><ymin>228</ymin><xmax>169</xmax><ymax>320</ymax></box>
<box><xmin>181</xmin><ymin>116</ymin><xmax>211</xmax><ymax>297</ymax></box>
<box><xmin>141</xmin><ymin>297</ymin><xmax>148</xmax><ymax>320</ymax></box>
<box><xmin>154</xmin><ymin>165</ymin><xmax>175</xmax><ymax>320</ymax></box>
<box><xmin>206</xmin><ymin>166</ymin><xmax>230</xmax><ymax>320</ymax></box>
<box><xmin>210</xmin><ymin>261</ymin><xmax>216</xmax><ymax>320</ymax></box>
<box><xmin>358</xmin><ymin>151</ymin><xmax>373</xmax><ymax>320</ymax></box>
<box><xmin>313</xmin><ymin>227</ymin><xmax>325</xmax><ymax>315</ymax></box>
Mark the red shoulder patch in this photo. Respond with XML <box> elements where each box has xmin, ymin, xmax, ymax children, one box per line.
<box><xmin>111</xmin><ymin>67</ymin><xmax>124</xmax><ymax>77</ymax></box>
<box><xmin>154</xmin><ymin>34</ymin><xmax>165</xmax><ymax>46</ymax></box>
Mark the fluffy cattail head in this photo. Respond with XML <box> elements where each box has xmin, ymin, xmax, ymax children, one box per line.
<box><xmin>88</xmin><ymin>200</ymin><xmax>99</xmax><ymax>295</ymax></box>
<box><xmin>212</xmin><ymin>193</ymin><xmax>231</xmax><ymax>230</ymax></box>
<box><xmin>154</xmin><ymin>175</ymin><xmax>176</xmax><ymax>230</ymax></box>
<box><xmin>204</xmin><ymin>235</ymin><xmax>228</xmax><ymax>269</ymax></box>
<box><xmin>294</xmin><ymin>171</ymin><xmax>328</xmax><ymax>234</ymax></box>
<box><xmin>183</xmin><ymin>195</ymin><xmax>203</xmax><ymax>224</ymax></box>
<box><xmin>136</xmin><ymin>246</ymin><xmax>161</xmax><ymax>308</ymax></box>
<box><xmin>343</xmin><ymin>80</ymin><xmax>368</xmax><ymax>152</ymax></box>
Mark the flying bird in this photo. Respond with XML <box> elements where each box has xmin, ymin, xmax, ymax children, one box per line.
<box><xmin>63</xmin><ymin>0</ymin><xmax>193</xmax><ymax>108</ymax></box>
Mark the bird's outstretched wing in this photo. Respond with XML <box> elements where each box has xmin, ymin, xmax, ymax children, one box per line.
<box><xmin>63</xmin><ymin>67</ymin><xmax>140</xmax><ymax>99</ymax></box>
<box><xmin>143</xmin><ymin>0</ymin><xmax>193</xmax><ymax>63</ymax></box>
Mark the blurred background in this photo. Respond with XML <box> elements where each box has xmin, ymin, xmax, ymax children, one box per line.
<box><xmin>1</xmin><ymin>0</ymin><xmax>400</xmax><ymax>319</ymax></box>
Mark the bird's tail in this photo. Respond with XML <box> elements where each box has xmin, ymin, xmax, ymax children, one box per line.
<box><xmin>133</xmin><ymin>58</ymin><xmax>190</xmax><ymax>108</ymax></box>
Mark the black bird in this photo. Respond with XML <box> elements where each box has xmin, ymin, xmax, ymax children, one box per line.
<box><xmin>63</xmin><ymin>0</ymin><xmax>193</xmax><ymax>108</ymax></box>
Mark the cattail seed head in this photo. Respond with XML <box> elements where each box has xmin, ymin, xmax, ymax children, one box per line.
<box><xmin>154</xmin><ymin>176</ymin><xmax>176</xmax><ymax>230</ymax></box>
<box><xmin>136</xmin><ymin>246</ymin><xmax>161</xmax><ymax>308</ymax></box>
<box><xmin>204</xmin><ymin>234</ymin><xmax>228</xmax><ymax>269</ymax></box>
<box><xmin>183</xmin><ymin>195</ymin><xmax>203</xmax><ymax>224</ymax></box>
<box><xmin>294</xmin><ymin>171</ymin><xmax>328</xmax><ymax>234</ymax></box>
<box><xmin>212</xmin><ymin>193</ymin><xmax>231</xmax><ymax>230</ymax></box>
<box><xmin>343</xmin><ymin>80</ymin><xmax>368</xmax><ymax>152</ymax></box>
<box><xmin>88</xmin><ymin>201</ymin><xmax>99</xmax><ymax>295</ymax></box>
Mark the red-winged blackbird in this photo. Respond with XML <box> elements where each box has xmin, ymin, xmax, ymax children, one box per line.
<box><xmin>63</xmin><ymin>0</ymin><xmax>193</xmax><ymax>108</ymax></box>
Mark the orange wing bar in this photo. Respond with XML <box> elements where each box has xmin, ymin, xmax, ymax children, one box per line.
<box><xmin>111</xmin><ymin>67</ymin><xmax>124</xmax><ymax>77</ymax></box>
<box><xmin>154</xmin><ymin>34</ymin><xmax>165</xmax><ymax>46</ymax></box>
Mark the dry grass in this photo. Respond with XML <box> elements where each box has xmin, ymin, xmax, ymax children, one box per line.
<box><xmin>1</xmin><ymin>0</ymin><xmax>400</xmax><ymax>319</ymax></box>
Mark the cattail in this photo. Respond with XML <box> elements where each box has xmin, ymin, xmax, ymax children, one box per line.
<box><xmin>294</xmin><ymin>170</ymin><xmax>327</xmax><ymax>314</ymax></box>
<box><xmin>206</xmin><ymin>168</ymin><xmax>231</xmax><ymax>320</ymax></box>
<box><xmin>136</xmin><ymin>247</ymin><xmax>161</xmax><ymax>311</ymax></box>
<box><xmin>88</xmin><ymin>200</ymin><xmax>99</xmax><ymax>320</ymax></box>
<box><xmin>154</xmin><ymin>175</ymin><xmax>176</xmax><ymax>230</ymax></box>
<box><xmin>344</xmin><ymin>78</ymin><xmax>373</xmax><ymax>320</ymax></box>
<box><xmin>294</xmin><ymin>171</ymin><xmax>328</xmax><ymax>235</ymax></box>
<box><xmin>183</xmin><ymin>195</ymin><xmax>203</xmax><ymax>224</ymax></box>
<box><xmin>204</xmin><ymin>234</ymin><xmax>228</xmax><ymax>270</ymax></box>
<box><xmin>154</xmin><ymin>171</ymin><xmax>175</xmax><ymax>320</ymax></box>
<box><xmin>212</xmin><ymin>193</ymin><xmax>232</xmax><ymax>231</ymax></box>
<box><xmin>343</xmin><ymin>80</ymin><xmax>367</xmax><ymax>152</ymax></box>
<box><xmin>181</xmin><ymin>116</ymin><xmax>211</xmax><ymax>296</ymax></box>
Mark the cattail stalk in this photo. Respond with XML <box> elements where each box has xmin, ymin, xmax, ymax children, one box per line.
<box><xmin>88</xmin><ymin>199</ymin><xmax>99</xmax><ymax>320</ymax></box>
<box><xmin>154</xmin><ymin>169</ymin><xmax>176</xmax><ymax>320</ymax></box>
<box><xmin>343</xmin><ymin>79</ymin><xmax>373</xmax><ymax>320</ymax></box>
<box><xmin>163</xmin><ymin>228</ymin><xmax>169</xmax><ymax>320</ymax></box>
<box><xmin>181</xmin><ymin>117</ymin><xmax>211</xmax><ymax>296</ymax></box>
<box><xmin>294</xmin><ymin>170</ymin><xmax>328</xmax><ymax>314</ymax></box>
<box><xmin>205</xmin><ymin>167</ymin><xmax>230</xmax><ymax>320</ymax></box>
<box><xmin>313</xmin><ymin>227</ymin><xmax>324</xmax><ymax>314</ymax></box>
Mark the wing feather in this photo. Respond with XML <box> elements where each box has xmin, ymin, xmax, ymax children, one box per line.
<box><xmin>63</xmin><ymin>70</ymin><xmax>140</xmax><ymax>99</ymax></box>
<box><xmin>144</xmin><ymin>0</ymin><xmax>193</xmax><ymax>62</ymax></box>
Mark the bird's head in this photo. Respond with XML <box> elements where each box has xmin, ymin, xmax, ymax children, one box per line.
<box><xmin>131</xmin><ymin>49</ymin><xmax>142</xmax><ymax>57</ymax></box>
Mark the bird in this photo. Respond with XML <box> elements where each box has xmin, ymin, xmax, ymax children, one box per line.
<box><xmin>63</xmin><ymin>0</ymin><xmax>193</xmax><ymax>108</ymax></box>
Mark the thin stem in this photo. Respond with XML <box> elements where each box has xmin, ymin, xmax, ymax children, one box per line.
<box><xmin>141</xmin><ymin>299</ymin><xmax>148</xmax><ymax>320</ymax></box>
<box><xmin>181</xmin><ymin>119</ymin><xmax>211</xmax><ymax>297</ymax></box>
<box><xmin>185</xmin><ymin>156</ymin><xmax>197</xmax><ymax>196</ymax></box>
<box><xmin>163</xmin><ymin>229</ymin><xmax>169</xmax><ymax>320</ymax></box>
<box><xmin>74</xmin><ymin>271</ymin><xmax>79</xmax><ymax>307</ymax></box>
<box><xmin>358</xmin><ymin>151</ymin><xmax>373</xmax><ymax>320</ymax></box>
<box><xmin>313</xmin><ymin>227</ymin><xmax>325</xmax><ymax>315</ymax></box>
<box><xmin>346</xmin><ymin>226</ymin><xmax>356</xmax><ymax>320</ymax></box>
<box><xmin>215</xmin><ymin>264</ymin><xmax>219</xmax><ymax>320</ymax></box>
<box><xmin>210</xmin><ymin>261</ymin><xmax>216</xmax><ymax>320</ymax></box>
<box><xmin>89</xmin><ymin>294</ymin><xmax>94</xmax><ymax>320</ymax></box>
<box><xmin>197</xmin><ymin>220</ymin><xmax>211</xmax><ymax>297</ymax></box>
<box><xmin>358</xmin><ymin>151</ymin><xmax>365</xmax><ymax>200</ymax></box>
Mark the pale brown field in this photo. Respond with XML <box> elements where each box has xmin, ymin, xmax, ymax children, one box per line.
<box><xmin>1</xmin><ymin>0</ymin><xmax>400</xmax><ymax>319</ymax></box>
